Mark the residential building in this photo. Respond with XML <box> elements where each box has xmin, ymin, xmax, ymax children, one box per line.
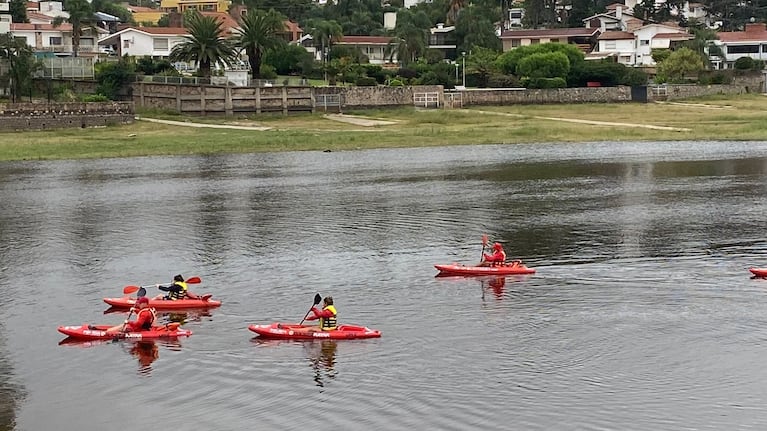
<box><xmin>160</xmin><ymin>0</ymin><xmax>229</xmax><ymax>13</ymax></box>
<box><xmin>1</xmin><ymin>1</ymin><xmax>10</xmax><ymax>34</ymax></box>
<box><xmin>97</xmin><ymin>26</ymin><xmax>187</xmax><ymax>57</ymax></box>
<box><xmin>634</xmin><ymin>23</ymin><xmax>691</xmax><ymax>65</ymax></box>
<box><xmin>429</xmin><ymin>23</ymin><xmax>456</xmax><ymax>60</ymax></box>
<box><xmin>583</xmin><ymin>5</ymin><xmax>644</xmax><ymax>33</ymax></box>
<box><xmin>499</xmin><ymin>27</ymin><xmax>601</xmax><ymax>52</ymax></box>
<box><xmin>336</xmin><ymin>35</ymin><xmax>397</xmax><ymax>65</ymax></box>
<box><xmin>126</xmin><ymin>5</ymin><xmax>165</xmax><ymax>25</ymax></box>
<box><xmin>10</xmin><ymin>22</ymin><xmax>105</xmax><ymax>55</ymax></box>
<box><xmin>711</xmin><ymin>23</ymin><xmax>767</xmax><ymax>69</ymax></box>
<box><xmin>595</xmin><ymin>31</ymin><xmax>636</xmax><ymax>64</ymax></box>
<box><xmin>37</xmin><ymin>1</ymin><xmax>67</xmax><ymax>18</ymax></box>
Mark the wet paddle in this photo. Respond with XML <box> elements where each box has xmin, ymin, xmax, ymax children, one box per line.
<box><xmin>480</xmin><ymin>234</ymin><xmax>489</xmax><ymax>262</ymax></box>
<box><xmin>299</xmin><ymin>293</ymin><xmax>323</xmax><ymax>325</ymax></box>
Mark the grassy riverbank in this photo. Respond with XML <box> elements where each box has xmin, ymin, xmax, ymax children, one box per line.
<box><xmin>1</xmin><ymin>94</ymin><xmax>766</xmax><ymax>161</ymax></box>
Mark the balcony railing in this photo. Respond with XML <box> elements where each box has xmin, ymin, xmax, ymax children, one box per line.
<box><xmin>36</xmin><ymin>45</ymin><xmax>99</xmax><ymax>54</ymax></box>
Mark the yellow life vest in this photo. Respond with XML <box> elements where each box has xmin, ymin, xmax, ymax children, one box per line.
<box><xmin>320</xmin><ymin>305</ymin><xmax>337</xmax><ymax>331</ymax></box>
<box><xmin>168</xmin><ymin>281</ymin><xmax>188</xmax><ymax>300</ymax></box>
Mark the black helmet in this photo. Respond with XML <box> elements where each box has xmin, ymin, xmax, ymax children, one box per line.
<box><xmin>173</xmin><ymin>274</ymin><xmax>184</xmax><ymax>282</ymax></box>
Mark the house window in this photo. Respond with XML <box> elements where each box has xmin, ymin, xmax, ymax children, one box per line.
<box><xmin>763</xmin><ymin>44</ymin><xmax>767</xmax><ymax>53</ymax></box>
<box><xmin>640</xmin><ymin>39</ymin><xmax>649</xmax><ymax>46</ymax></box>
<box><xmin>511</xmin><ymin>39</ymin><xmax>520</xmax><ymax>47</ymax></box>
<box><xmin>530</xmin><ymin>38</ymin><xmax>540</xmax><ymax>44</ymax></box>
<box><xmin>49</xmin><ymin>36</ymin><xmax>62</xmax><ymax>45</ymax></box>
<box><xmin>549</xmin><ymin>38</ymin><xmax>559</xmax><ymax>43</ymax></box>
<box><xmin>153</xmin><ymin>38</ymin><xmax>169</xmax><ymax>50</ymax></box>
<box><xmin>727</xmin><ymin>44</ymin><xmax>758</xmax><ymax>54</ymax></box>
<box><xmin>604</xmin><ymin>40</ymin><xmax>616</xmax><ymax>49</ymax></box>
<box><xmin>123</xmin><ymin>39</ymin><xmax>130</xmax><ymax>49</ymax></box>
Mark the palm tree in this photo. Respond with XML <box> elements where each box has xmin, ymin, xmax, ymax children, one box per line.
<box><xmin>52</xmin><ymin>0</ymin><xmax>95</xmax><ymax>57</ymax></box>
<box><xmin>235</xmin><ymin>8</ymin><xmax>286</xmax><ymax>79</ymax></box>
<box><xmin>169</xmin><ymin>11</ymin><xmax>237</xmax><ymax>78</ymax></box>
<box><xmin>306</xmin><ymin>19</ymin><xmax>343</xmax><ymax>65</ymax></box>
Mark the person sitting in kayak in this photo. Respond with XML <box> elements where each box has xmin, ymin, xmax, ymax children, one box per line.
<box><xmin>478</xmin><ymin>242</ymin><xmax>507</xmax><ymax>267</ymax></box>
<box><xmin>106</xmin><ymin>296</ymin><xmax>156</xmax><ymax>334</ymax></box>
<box><xmin>305</xmin><ymin>296</ymin><xmax>338</xmax><ymax>331</ymax></box>
<box><xmin>153</xmin><ymin>274</ymin><xmax>194</xmax><ymax>300</ymax></box>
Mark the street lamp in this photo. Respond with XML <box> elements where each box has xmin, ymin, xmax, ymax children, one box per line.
<box><xmin>454</xmin><ymin>62</ymin><xmax>459</xmax><ymax>82</ymax></box>
<box><xmin>461</xmin><ymin>51</ymin><xmax>466</xmax><ymax>87</ymax></box>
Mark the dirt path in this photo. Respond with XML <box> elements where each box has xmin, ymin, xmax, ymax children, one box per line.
<box><xmin>470</xmin><ymin>110</ymin><xmax>691</xmax><ymax>132</ymax></box>
<box><xmin>137</xmin><ymin>116</ymin><xmax>271</xmax><ymax>131</ymax></box>
<box><xmin>322</xmin><ymin>114</ymin><xmax>399</xmax><ymax>126</ymax></box>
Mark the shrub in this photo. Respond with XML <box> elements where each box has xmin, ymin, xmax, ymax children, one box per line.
<box><xmin>734</xmin><ymin>56</ymin><xmax>755</xmax><ymax>70</ymax></box>
<box><xmin>388</xmin><ymin>79</ymin><xmax>404</xmax><ymax>86</ymax></box>
<box><xmin>82</xmin><ymin>94</ymin><xmax>110</xmax><ymax>102</ymax></box>
<box><xmin>487</xmin><ymin>73</ymin><xmax>520</xmax><ymax>88</ymax></box>
<box><xmin>355</xmin><ymin>76</ymin><xmax>377</xmax><ymax>86</ymax></box>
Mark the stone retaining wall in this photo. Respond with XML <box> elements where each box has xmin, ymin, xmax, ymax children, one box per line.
<box><xmin>0</xmin><ymin>102</ymin><xmax>134</xmax><ymax>131</ymax></box>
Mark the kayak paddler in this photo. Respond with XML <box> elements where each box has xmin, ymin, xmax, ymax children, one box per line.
<box><xmin>153</xmin><ymin>274</ymin><xmax>189</xmax><ymax>300</ymax></box>
<box><xmin>304</xmin><ymin>296</ymin><xmax>338</xmax><ymax>331</ymax></box>
<box><xmin>478</xmin><ymin>242</ymin><xmax>506</xmax><ymax>267</ymax></box>
<box><xmin>105</xmin><ymin>296</ymin><xmax>156</xmax><ymax>334</ymax></box>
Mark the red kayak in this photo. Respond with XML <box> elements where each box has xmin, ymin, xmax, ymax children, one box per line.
<box><xmin>435</xmin><ymin>262</ymin><xmax>536</xmax><ymax>276</ymax></box>
<box><xmin>58</xmin><ymin>323</ymin><xmax>192</xmax><ymax>340</ymax></box>
<box><xmin>103</xmin><ymin>295</ymin><xmax>221</xmax><ymax>310</ymax></box>
<box><xmin>750</xmin><ymin>268</ymin><xmax>767</xmax><ymax>277</ymax></box>
<box><xmin>249</xmin><ymin>323</ymin><xmax>381</xmax><ymax>340</ymax></box>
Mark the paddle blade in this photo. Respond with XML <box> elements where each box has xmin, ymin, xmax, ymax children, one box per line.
<box><xmin>123</xmin><ymin>286</ymin><xmax>140</xmax><ymax>294</ymax></box>
<box><xmin>186</xmin><ymin>276</ymin><xmax>201</xmax><ymax>284</ymax></box>
<box><xmin>137</xmin><ymin>287</ymin><xmax>147</xmax><ymax>298</ymax></box>
<box><xmin>313</xmin><ymin>293</ymin><xmax>322</xmax><ymax>305</ymax></box>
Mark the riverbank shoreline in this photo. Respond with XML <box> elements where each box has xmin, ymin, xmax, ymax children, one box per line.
<box><xmin>0</xmin><ymin>94</ymin><xmax>765</xmax><ymax>162</ymax></box>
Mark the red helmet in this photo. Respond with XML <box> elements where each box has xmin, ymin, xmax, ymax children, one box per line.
<box><xmin>136</xmin><ymin>297</ymin><xmax>150</xmax><ymax>305</ymax></box>
<box><xmin>493</xmin><ymin>242</ymin><xmax>503</xmax><ymax>250</ymax></box>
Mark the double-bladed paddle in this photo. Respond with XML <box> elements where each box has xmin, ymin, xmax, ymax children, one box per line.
<box><xmin>300</xmin><ymin>293</ymin><xmax>323</xmax><ymax>325</ymax></box>
<box><xmin>122</xmin><ymin>276</ymin><xmax>202</xmax><ymax>295</ymax></box>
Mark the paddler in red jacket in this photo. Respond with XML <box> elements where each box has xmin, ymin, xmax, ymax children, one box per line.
<box><xmin>106</xmin><ymin>296</ymin><xmax>156</xmax><ymax>334</ymax></box>
<box><xmin>479</xmin><ymin>242</ymin><xmax>507</xmax><ymax>267</ymax></box>
<box><xmin>305</xmin><ymin>296</ymin><xmax>338</xmax><ymax>331</ymax></box>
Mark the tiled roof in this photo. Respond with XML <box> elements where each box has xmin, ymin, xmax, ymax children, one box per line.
<box><xmin>199</xmin><ymin>12</ymin><xmax>239</xmax><ymax>31</ymax></box>
<box><xmin>132</xmin><ymin>26</ymin><xmax>188</xmax><ymax>35</ymax></box>
<box><xmin>500</xmin><ymin>27</ymin><xmax>600</xmax><ymax>38</ymax></box>
<box><xmin>598</xmin><ymin>31</ymin><xmax>634</xmax><ymax>40</ymax></box>
<box><xmin>11</xmin><ymin>22</ymin><xmax>72</xmax><ymax>31</ymax></box>
<box><xmin>127</xmin><ymin>5</ymin><xmax>161</xmax><ymax>13</ymax></box>
<box><xmin>718</xmin><ymin>30</ymin><xmax>767</xmax><ymax>43</ymax></box>
<box><xmin>338</xmin><ymin>35</ymin><xmax>394</xmax><ymax>44</ymax></box>
<box><xmin>654</xmin><ymin>32</ymin><xmax>693</xmax><ymax>39</ymax></box>
<box><xmin>27</xmin><ymin>11</ymin><xmax>53</xmax><ymax>22</ymax></box>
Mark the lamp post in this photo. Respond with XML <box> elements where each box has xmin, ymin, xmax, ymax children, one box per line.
<box><xmin>461</xmin><ymin>51</ymin><xmax>466</xmax><ymax>87</ymax></box>
<box><xmin>455</xmin><ymin>62</ymin><xmax>459</xmax><ymax>83</ymax></box>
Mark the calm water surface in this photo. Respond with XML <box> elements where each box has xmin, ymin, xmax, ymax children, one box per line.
<box><xmin>3</xmin><ymin>141</ymin><xmax>767</xmax><ymax>430</ymax></box>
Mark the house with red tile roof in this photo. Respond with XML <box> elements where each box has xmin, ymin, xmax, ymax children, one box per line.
<box><xmin>10</xmin><ymin>22</ymin><xmax>105</xmax><ymax>55</ymax></box>
<box><xmin>97</xmin><ymin>26</ymin><xmax>188</xmax><ymax>57</ymax></box>
<box><xmin>711</xmin><ymin>23</ymin><xmax>767</xmax><ymax>69</ymax></box>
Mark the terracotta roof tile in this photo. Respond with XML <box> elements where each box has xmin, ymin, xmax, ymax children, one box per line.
<box><xmin>501</xmin><ymin>27</ymin><xmax>600</xmax><ymax>38</ymax></box>
<box><xmin>598</xmin><ymin>31</ymin><xmax>634</xmax><ymax>40</ymax></box>
<box><xmin>338</xmin><ymin>35</ymin><xmax>394</xmax><ymax>44</ymax></box>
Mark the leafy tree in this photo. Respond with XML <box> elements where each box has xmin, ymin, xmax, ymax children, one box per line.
<box><xmin>682</xmin><ymin>27</ymin><xmax>722</xmax><ymax>67</ymax></box>
<box><xmin>263</xmin><ymin>44</ymin><xmax>313</xmax><ymax>75</ymax></box>
<box><xmin>235</xmin><ymin>8</ymin><xmax>287</xmax><ymax>79</ymax></box>
<box><xmin>517</xmin><ymin>51</ymin><xmax>570</xmax><ymax>79</ymax></box>
<box><xmin>496</xmin><ymin>42</ymin><xmax>584</xmax><ymax>76</ymax></box>
<box><xmin>158</xmin><ymin>14</ymin><xmax>171</xmax><ymax>27</ymax></box>
<box><xmin>169</xmin><ymin>11</ymin><xmax>237</xmax><ymax>77</ymax></box>
<box><xmin>656</xmin><ymin>46</ymin><xmax>705</xmax><ymax>83</ymax></box>
<box><xmin>94</xmin><ymin>58</ymin><xmax>136</xmax><ymax>100</ymax></box>
<box><xmin>455</xmin><ymin>5</ymin><xmax>501</xmax><ymax>53</ymax></box>
<box><xmin>446</xmin><ymin>0</ymin><xmax>466</xmax><ymax>25</ymax></box>
<box><xmin>0</xmin><ymin>33</ymin><xmax>41</xmax><ymax>102</ymax></box>
<box><xmin>53</xmin><ymin>0</ymin><xmax>96</xmax><ymax>57</ymax></box>
<box><xmin>466</xmin><ymin>46</ymin><xmax>499</xmax><ymax>87</ymax></box>
<box><xmin>242</xmin><ymin>0</ymin><xmax>314</xmax><ymax>23</ymax></box>
<box><xmin>523</xmin><ymin>0</ymin><xmax>557</xmax><ymax>29</ymax></box>
<box><xmin>9</xmin><ymin>0</ymin><xmax>29</xmax><ymax>23</ymax></box>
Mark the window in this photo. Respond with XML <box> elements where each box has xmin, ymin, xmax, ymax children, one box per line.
<box><xmin>640</xmin><ymin>39</ymin><xmax>649</xmax><ymax>46</ymax></box>
<box><xmin>511</xmin><ymin>39</ymin><xmax>520</xmax><ymax>47</ymax></box>
<box><xmin>530</xmin><ymin>38</ymin><xmax>540</xmax><ymax>44</ymax></box>
<box><xmin>153</xmin><ymin>38</ymin><xmax>169</xmax><ymax>50</ymax></box>
<box><xmin>49</xmin><ymin>36</ymin><xmax>62</xmax><ymax>45</ymax></box>
<box><xmin>727</xmin><ymin>44</ymin><xmax>758</xmax><ymax>54</ymax></box>
<box><xmin>123</xmin><ymin>39</ymin><xmax>130</xmax><ymax>49</ymax></box>
<box><xmin>549</xmin><ymin>38</ymin><xmax>559</xmax><ymax>43</ymax></box>
<box><xmin>763</xmin><ymin>44</ymin><xmax>767</xmax><ymax>53</ymax></box>
<box><xmin>604</xmin><ymin>40</ymin><xmax>616</xmax><ymax>49</ymax></box>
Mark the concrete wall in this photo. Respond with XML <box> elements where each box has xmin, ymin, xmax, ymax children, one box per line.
<box><xmin>0</xmin><ymin>102</ymin><xmax>134</xmax><ymax>131</ymax></box>
<box><xmin>456</xmin><ymin>86</ymin><xmax>633</xmax><ymax>106</ymax></box>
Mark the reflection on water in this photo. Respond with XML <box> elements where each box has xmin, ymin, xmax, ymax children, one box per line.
<box><xmin>59</xmin><ymin>338</ymin><xmax>182</xmax><ymax>376</ymax></box>
<box><xmin>6</xmin><ymin>142</ymin><xmax>767</xmax><ymax>430</ymax></box>
<box><xmin>253</xmin><ymin>338</ymin><xmax>339</xmax><ymax>388</ymax></box>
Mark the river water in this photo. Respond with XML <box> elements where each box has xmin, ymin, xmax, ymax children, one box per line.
<box><xmin>3</xmin><ymin>141</ymin><xmax>767</xmax><ymax>430</ymax></box>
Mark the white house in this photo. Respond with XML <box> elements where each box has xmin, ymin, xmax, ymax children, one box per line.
<box><xmin>633</xmin><ymin>23</ymin><xmax>692</xmax><ymax>66</ymax></box>
<box><xmin>711</xmin><ymin>23</ymin><xmax>767</xmax><ymax>69</ymax></box>
<box><xmin>583</xmin><ymin>5</ymin><xmax>644</xmax><ymax>33</ymax></box>
<box><xmin>0</xmin><ymin>1</ymin><xmax>10</xmax><ymax>34</ymax></box>
<box><xmin>595</xmin><ymin>31</ymin><xmax>636</xmax><ymax>65</ymax></box>
<box><xmin>10</xmin><ymin>22</ymin><xmax>103</xmax><ymax>55</ymax></box>
<box><xmin>336</xmin><ymin>35</ymin><xmax>397</xmax><ymax>65</ymax></box>
<box><xmin>98</xmin><ymin>26</ymin><xmax>188</xmax><ymax>58</ymax></box>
